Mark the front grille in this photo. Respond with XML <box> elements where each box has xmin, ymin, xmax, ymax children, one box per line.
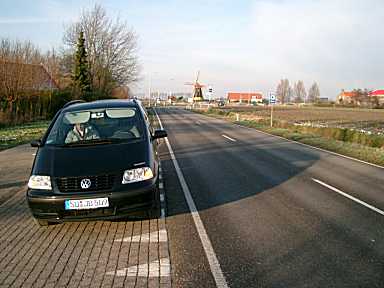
<box><xmin>56</xmin><ymin>174</ymin><xmax>115</xmax><ymax>193</ymax></box>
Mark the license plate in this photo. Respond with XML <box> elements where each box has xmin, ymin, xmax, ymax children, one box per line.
<box><xmin>64</xmin><ymin>198</ymin><xmax>109</xmax><ymax>210</ymax></box>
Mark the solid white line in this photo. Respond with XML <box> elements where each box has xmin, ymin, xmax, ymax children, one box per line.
<box><xmin>312</xmin><ymin>178</ymin><xmax>384</xmax><ymax>216</ymax></box>
<box><xmin>155</xmin><ymin>109</ymin><xmax>229</xmax><ymax>288</ymax></box>
<box><xmin>233</xmin><ymin>123</ymin><xmax>384</xmax><ymax>169</ymax></box>
<box><xmin>222</xmin><ymin>134</ymin><xmax>236</xmax><ymax>142</ymax></box>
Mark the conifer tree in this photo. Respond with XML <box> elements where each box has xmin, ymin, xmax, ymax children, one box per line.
<box><xmin>73</xmin><ymin>31</ymin><xmax>91</xmax><ymax>98</ymax></box>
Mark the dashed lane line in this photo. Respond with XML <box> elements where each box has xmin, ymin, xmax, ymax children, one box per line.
<box><xmin>312</xmin><ymin>178</ymin><xmax>384</xmax><ymax>216</ymax></box>
<box><xmin>233</xmin><ymin>123</ymin><xmax>384</xmax><ymax>170</ymax></box>
<box><xmin>155</xmin><ymin>108</ymin><xmax>229</xmax><ymax>288</ymax></box>
<box><xmin>115</xmin><ymin>229</ymin><xmax>168</xmax><ymax>243</ymax></box>
<box><xmin>106</xmin><ymin>161</ymin><xmax>172</xmax><ymax>285</ymax></box>
<box><xmin>222</xmin><ymin>134</ymin><xmax>236</xmax><ymax>142</ymax></box>
<box><xmin>107</xmin><ymin>258</ymin><xmax>170</xmax><ymax>277</ymax></box>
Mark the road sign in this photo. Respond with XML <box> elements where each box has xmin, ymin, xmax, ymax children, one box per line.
<box><xmin>269</xmin><ymin>92</ymin><xmax>276</xmax><ymax>104</ymax></box>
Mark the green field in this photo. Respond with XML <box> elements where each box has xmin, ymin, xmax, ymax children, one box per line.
<box><xmin>0</xmin><ymin>121</ymin><xmax>49</xmax><ymax>151</ymax></box>
<box><xmin>213</xmin><ymin>105</ymin><xmax>384</xmax><ymax>135</ymax></box>
<box><xmin>195</xmin><ymin>106</ymin><xmax>384</xmax><ymax>166</ymax></box>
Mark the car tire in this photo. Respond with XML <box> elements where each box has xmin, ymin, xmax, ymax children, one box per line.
<box><xmin>149</xmin><ymin>207</ymin><xmax>161</xmax><ymax>219</ymax></box>
<box><xmin>148</xmin><ymin>185</ymin><xmax>161</xmax><ymax>219</ymax></box>
<box><xmin>34</xmin><ymin>218</ymin><xmax>50</xmax><ymax>227</ymax></box>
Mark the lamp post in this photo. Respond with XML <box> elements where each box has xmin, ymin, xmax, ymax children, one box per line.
<box><xmin>147</xmin><ymin>72</ymin><xmax>159</xmax><ymax>107</ymax></box>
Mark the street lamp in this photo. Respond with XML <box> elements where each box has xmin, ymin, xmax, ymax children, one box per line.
<box><xmin>147</xmin><ymin>72</ymin><xmax>158</xmax><ymax>107</ymax></box>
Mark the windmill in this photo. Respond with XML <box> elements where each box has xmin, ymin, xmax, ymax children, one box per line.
<box><xmin>184</xmin><ymin>71</ymin><xmax>205</xmax><ymax>102</ymax></box>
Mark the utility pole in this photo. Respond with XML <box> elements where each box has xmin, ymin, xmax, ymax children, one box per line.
<box><xmin>269</xmin><ymin>91</ymin><xmax>276</xmax><ymax>127</ymax></box>
<box><xmin>148</xmin><ymin>74</ymin><xmax>152</xmax><ymax>107</ymax></box>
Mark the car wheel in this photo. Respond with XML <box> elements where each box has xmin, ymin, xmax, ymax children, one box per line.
<box><xmin>149</xmin><ymin>206</ymin><xmax>161</xmax><ymax>219</ymax></box>
<box><xmin>148</xmin><ymin>186</ymin><xmax>161</xmax><ymax>219</ymax></box>
<box><xmin>34</xmin><ymin>218</ymin><xmax>50</xmax><ymax>227</ymax></box>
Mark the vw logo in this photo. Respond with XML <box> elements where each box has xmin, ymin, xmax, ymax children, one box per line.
<box><xmin>80</xmin><ymin>178</ymin><xmax>91</xmax><ymax>189</ymax></box>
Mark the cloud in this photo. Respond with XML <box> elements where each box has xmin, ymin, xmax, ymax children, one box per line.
<box><xmin>0</xmin><ymin>17</ymin><xmax>65</xmax><ymax>24</ymax></box>
<box><xmin>139</xmin><ymin>0</ymin><xmax>384</xmax><ymax>98</ymax></box>
<box><xmin>247</xmin><ymin>0</ymin><xmax>384</xmax><ymax>96</ymax></box>
<box><xmin>1</xmin><ymin>0</ymin><xmax>382</xmax><ymax>98</ymax></box>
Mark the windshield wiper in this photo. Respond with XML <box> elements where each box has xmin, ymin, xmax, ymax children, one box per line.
<box><xmin>61</xmin><ymin>138</ymin><xmax>116</xmax><ymax>147</ymax></box>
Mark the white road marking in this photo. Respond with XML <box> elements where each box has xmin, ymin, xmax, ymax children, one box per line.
<box><xmin>155</xmin><ymin>109</ymin><xmax>229</xmax><ymax>288</ymax></box>
<box><xmin>312</xmin><ymin>178</ymin><xmax>384</xmax><ymax>216</ymax></box>
<box><xmin>106</xmin><ymin>258</ymin><xmax>170</xmax><ymax>277</ymax></box>
<box><xmin>233</xmin><ymin>123</ymin><xmax>384</xmax><ymax>170</ymax></box>
<box><xmin>159</xmin><ymin>182</ymin><xmax>164</xmax><ymax>189</ymax></box>
<box><xmin>160</xmin><ymin>194</ymin><xmax>165</xmax><ymax>202</ymax></box>
<box><xmin>222</xmin><ymin>134</ymin><xmax>236</xmax><ymax>142</ymax></box>
<box><xmin>114</xmin><ymin>229</ymin><xmax>168</xmax><ymax>242</ymax></box>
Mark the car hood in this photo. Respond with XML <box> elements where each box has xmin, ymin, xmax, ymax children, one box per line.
<box><xmin>32</xmin><ymin>140</ymin><xmax>151</xmax><ymax>177</ymax></box>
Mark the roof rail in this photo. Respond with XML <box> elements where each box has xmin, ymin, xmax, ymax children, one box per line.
<box><xmin>62</xmin><ymin>100</ymin><xmax>86</xmax><ymax>109</ymax></box>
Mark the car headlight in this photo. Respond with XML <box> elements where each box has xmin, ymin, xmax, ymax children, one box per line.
<box><xmin>28</xmin><ymin>175</ymin><xmax>52</xmax><ymax>190</ymax></box>
<box><xmin>122</xmin><ymin>167</ymin><xmax>153</xmax><ymax>184</ymax></box>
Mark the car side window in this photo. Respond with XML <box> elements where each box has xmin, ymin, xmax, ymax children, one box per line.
<box><xmin>140</xmin><ymin>105</ymin><xmax>154</xmax><ymax>134</ymax></box>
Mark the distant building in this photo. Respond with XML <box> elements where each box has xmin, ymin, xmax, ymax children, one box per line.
<box><xmin>369</xmin><ymin>89</ymin><xmax>384</xmax><ymax>105</ymax></box>
<box><xmin>227</xmin><ymin>92</ymin><xmax>263</xmax><ymax>104</ymax></box>
<box><xmin>337</xmin><ymin>90</ymin><xmax>358</xmax><ymax>105</ymax></box>
<box><xmin>318</xmin><ymin>97</ymin><xmax>329</xmax><ymax>103</ymax></box>
<box><xmin>0</xmin><ymin>61</ymin><xmax>59</xmax><ymax>91</ymax></box>
<box><xmin>338</xmin><ymin>89</ymin><xmax>384</xmax><ymax>106</ymax></box>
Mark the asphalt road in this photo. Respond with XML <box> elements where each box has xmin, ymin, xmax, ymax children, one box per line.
<box><xmin>157</xmin><ymin>107</ymin><xmax>384</xmax><ymax>288</ymax></box>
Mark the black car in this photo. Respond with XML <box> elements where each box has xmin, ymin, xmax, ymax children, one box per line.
<box><xmin>27</xmin><ymin>99</ymin><xmax>167</xmax><ymax>226</ymax></box>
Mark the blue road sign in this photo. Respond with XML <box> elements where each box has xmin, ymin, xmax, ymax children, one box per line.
<box><xmin>269</xmin><ymin>92</ymin><xmax>276</xmax><ymax>104</ymax></box>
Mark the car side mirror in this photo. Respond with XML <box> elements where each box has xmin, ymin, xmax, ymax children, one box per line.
<box><xmin>30</xmin><ymin>139</ymin><xmax>42</xmax><ymax>147</ymax></box>
<box><xmin>152</xmin><ymin>129</ymin><xmax>167</xmax><ymax>140</ymax></box>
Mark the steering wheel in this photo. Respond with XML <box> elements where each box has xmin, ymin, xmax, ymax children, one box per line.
<box><xmin>111</xmin><ymin>130</ymin><xmax>136</xmax><ymax>139</ymax></box>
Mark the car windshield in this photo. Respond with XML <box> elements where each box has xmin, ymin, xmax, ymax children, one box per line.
<box><xmin>45</xmin><ymin>107</ymin><xmax>144</xmax><ymax>146</ymax></box>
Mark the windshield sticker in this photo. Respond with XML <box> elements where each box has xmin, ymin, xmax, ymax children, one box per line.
<box><xmin>91</xmin><ymin>112</ymin><xmax>105</xmax><ymax>119</ymax></box>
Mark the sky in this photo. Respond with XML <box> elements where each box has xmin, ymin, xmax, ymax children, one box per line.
<box><xmin>0</xmin><ymin>0</ymin><xmax>383</xmax><ymax>99</ymax></box>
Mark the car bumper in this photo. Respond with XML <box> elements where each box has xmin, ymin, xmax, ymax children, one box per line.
<box><xmin>26</xmin><ymin>181</ymin><xmax>158</xmax><ymax>222</ymax></box>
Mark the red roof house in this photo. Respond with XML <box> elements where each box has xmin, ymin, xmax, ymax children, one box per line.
<box><xmin>369</xmin><ymin>89</ymin><xmax>384</xmax><ymax>104</ymax></box>
<box><xmin>0</xmin><ymin>61</ymin><xmax>59</xmax><ymax>92</ymax></box>
<box><xmin>369</xmin><ymin>90</ymin><xmax>384</xmax><ymax>97</ymax></box>
<box><xmin>227</xmin><ymin>92</ymin><xmax>263</xmax><ymax>103</ymax></box>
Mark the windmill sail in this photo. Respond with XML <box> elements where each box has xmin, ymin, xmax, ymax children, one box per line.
<box><xmin>184</xmin><ymin>71</ymin><xmax>205</xmax><ymax>102</ymax></box>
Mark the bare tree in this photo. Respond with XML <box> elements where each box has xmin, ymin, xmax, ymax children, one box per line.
<box><xmin>0</xmin><ymin>38</ymin><xmax>44</xmax><ymax>103</ymax></box>
<box><xmin>276</xmin><ymin>79</ymin><xmax>290</xmax><ymax>104</ymax></box>
<box><xmin>287</xmin><ymin>85</ymin><xmax>293</xmax><ymax>103</ymax></box>
<box><xmin>293</xmin><ymin>80</ymin><xmax>306</xmax><ymax>103</ymax></box>
<box><xmin>308</xmin><ymin>82</ymin><xmax>320</xmax><ymax>103</ymax></box>
<box><xmin>64</xmin><ymin>4</ymin><xmax>139</xmax><ymax>94</ymax></box>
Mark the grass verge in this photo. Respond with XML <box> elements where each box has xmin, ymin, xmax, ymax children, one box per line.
<box><xmin>0</xmin><ymin>121</ymin><xmax>50</xmax><ymax>151</ymax></box>
<box><xmin>194</xmin><ymin>109</ymin><xmax>384</xmax><ymax>167</ymax></box>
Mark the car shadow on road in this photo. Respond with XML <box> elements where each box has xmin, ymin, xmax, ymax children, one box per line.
<box><xmin>156</xmin><ymin>108</ymin><xmax>321</xmax><ymax>217</ymax></box>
